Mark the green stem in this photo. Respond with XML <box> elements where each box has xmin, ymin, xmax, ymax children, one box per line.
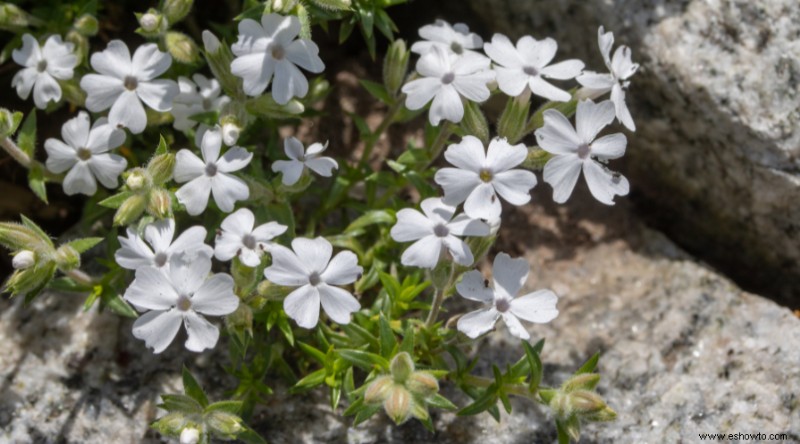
<box><xmin>65</xmin><ymin>268</ymin><xmax>95</xmax><ymax>286</ymax></box>
<box><xmin>424</xmin><ymin>289</ymin><xmax>445</xmax><ymax>328</ymax></box>
<box><xmin>424</xmin><ymin>121</ymin><xmax>456</xmax><ymax>169</ymax></box>
<box><xmin>1</xmin><ymin>137</ymin><xmax>63</xmax><ymax>182</ymax></box>
<box><xmin>357</xmin><ymin>98</ymin><xmax>404</xmax><ymax>171</ymax></box>
<box><xmin>461</xmin><ymin>374</ymin><xmax>543</xmax><ymax>401</ymax></box>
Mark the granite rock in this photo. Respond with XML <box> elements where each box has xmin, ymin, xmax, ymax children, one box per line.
<box><xmin>460</xmin><ymin>0</ymin><xmax>800</xmax><ymax>303</ymax></box>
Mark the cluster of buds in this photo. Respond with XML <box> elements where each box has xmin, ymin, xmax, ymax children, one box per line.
<box><xmin>541</xmin><ymin>373</ymin><xmax>617</xmax><ymax>442</ymax></box>
<box><xmin>106</xmin><ymin>145</ymin><xmax>176</xmax><ymax>225</ymax></box>
<box><xmin>136</xmin><ymin>1</ymin><xmax>199</xmax><ymax>64</ymax></box>
<box><xmin>363</xmin><ymin>352</ymin><xmax>442</xmax><ymax>424</ymax></box>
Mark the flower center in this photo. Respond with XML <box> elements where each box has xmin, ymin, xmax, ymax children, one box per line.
<box><xmin>523</xmin><ymin>65</ymin><xmax>539</xmax><ymax>76</ymax></box>
<box><xmin>433</xmin><ymin>223</ymin><xmax>450</xmax><ymax>238</ymax></box>
<box><xmin>577</xmin><ymin>143</ymin><xmax>591</xmax><ymax>160</ymax></box>
<box><xmin>308</xmin><ymin>271</ymin><xmax>321</xmax><ymax>286</ymax></box>
<box><xmin>77</xmin><ymin>148</ymin><xmax>92</xmax><ymax>161</ymax></box>
<box><xmin>242</xmin><ymin>234</ymin><xmax>257</xmax><ymax>250</ymax></box>
<box><xmin>177</xmin><ymin>294</ymin><xmax>192</xmax><ymax>311</ymax></box>
<box><xmin>441</xmin><ymin>72</ymin><xmax>456</xmax><ymax>85</ymax></box>
<box><xmin>124</xmin><ymin>75</ymin><xmax>138</xmax><ymax>91</ymax></box>
<box><xmin>202</xmin><ymin>97</ymin><xmax>213</xmax><ymax>110</ymax></box>
<box><xmin>270</xmin><ymin>44</ymin><xmax>286</xmax><ymax>60</ymax></box>
<box><xmin>612</xmin><ymin>172</ymin><xmax>622</xmax><ymax>185</ymax></box>
<box><xmin>37</xmin><ymin>60</ymin><xmax>48</xmax><ymax>72</ymax></box>
<box><xmin>495</xmin><ymin>298</ymin><xmax>510</xmax><ymax>313</ymax></box>
<box><xmin>154</xmin><ymin>252</ymin><xmax>168</xmax><ymax>267</ymax></box>
<box><xmin>205</xmin><ymin>162</ymin><xmax>218</xmax><ymax>176</ymax></box>
<box><xmin>479</xmin><ymin>168</ymin><xmax>493</xmax><ymax>182</ymax></box>
<box><xmin>450</xmin><ymin>42</ymin><xmax>464</xmax><ymax>55</ymax></box>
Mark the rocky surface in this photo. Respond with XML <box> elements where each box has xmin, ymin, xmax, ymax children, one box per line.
<box><xmin>460</xmin><ymin>0</ymin><xmax>800</xmax><ymax>304</ymax></box>
<box><xmin>2</xmin><ymin>188</ymin><xmax>799</xmax><ymax>443</ymax></box>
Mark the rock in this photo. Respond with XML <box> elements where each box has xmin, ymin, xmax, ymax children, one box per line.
<box><xmin>2</xmin><ymin>192</ymin><xmax>798</xmax><ymax>443</ymax></box>
<box><xmin>459</xmin><ymin>0</ymin><xmax>800</xmax><ymax>303</ymax></box>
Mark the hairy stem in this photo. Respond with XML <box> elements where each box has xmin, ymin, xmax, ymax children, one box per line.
<box><xmin>424</xmin><ymin>289</ymin><xmax>445</xmax><ymax>328</ymax></box>
<box><xmin>1</xmin><ymin>137</ymin><xmax>62</xmax><ymax>182</ymax></box>
<box><xmin>65</xmin><ymin>268</ymin><xmax>95</xmax><ymax>286</ymax></box>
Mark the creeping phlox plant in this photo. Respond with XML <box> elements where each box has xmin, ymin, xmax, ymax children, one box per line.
<box><xmin>0</xmin><ymin>1</ymin><xmax>637</xmax><ymax>442</ymax></box>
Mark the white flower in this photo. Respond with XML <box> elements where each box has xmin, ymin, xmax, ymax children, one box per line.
<box><xmin>401</xmin><ymin>46</ymin><xmax>494</xmax><ymax>126</ymax></box>
<box><xmin>80</xmin><ymin>40</ymin><xmax>179</xmax><ymax>134</ymax></box>
<box><xmin>410</xmin><ymin>20</ymin><xmax>486</xmax><ymax>59</ymax></box>
<box><xmin>115</xmin><ymin>219</ymin><xmax>212</xmax><ymax>271</ymax></box>
<box><xmin>231</xmin><ymin>13</ymin><xmax>325</xmax><ymax>104</ymax></box>
<box><xmin>180</xmin><ymin>428</ymin><xmax>200</xmax><ymax>444</ymax></box>
<box><xmin>535</xmin><ymin>99</ymin><xmax>629</xmax><ymax>205</ymax></box>
<box><xmin>457</xmin><ymin>252</ymin><xmax>558</xmax><ymax>340</ymax></box>
<box><xmin>214</xmin><ymin>208</ymin><xmax>287</xmax><ymax>267</ymax></box>
<box><xmin>264</xmin><ymin>237</ymin><xmax>362</xmax><ymax>329</ymax></box>
<box><xmin>221</xmin><ymin>122</ymin><xmax>241</xmax><ymax>146</ymax></box>
<box><xmin>576</xmin><ymin>26</ymin><xmax>639</xmax><ymax>131</ymax></box>
<box><xmin>11</xmin><ymin>34</ymin><xmax>77</xmax><ymax>109</ymax></box>
<box><xmin>434</xmin><ymin>136</ymin><xmax>537</xmax><ymax>220</ymax></box>
<box><xmin>44</xmin><ymin>111</ymin><xmax>127</xmax><ymax>196</ymax></box>
<box><xmin>171</xmin><ymin>74</ymin><xmax>230</xmax><ymax>132</ymax></box>
<box><xmin>390</xmin><ymin>197</ymin><xmax>490</xmax><ymax>269</ymax></box>
<box><xmin>12</xmin><ymin>250</ymin><xmax>35</xmax><ymax>270</ymax></box>
<box><xmin>484</xmin><ymin>33</ymin><xmax>584</xmax><ymax>102</ymax></box>
<box><xmin>174</xmin><ymin>129</ymin><xmax>252</xmax><ymax>215</ymax></box>
<box><xmin>124</xmin><ymin>254</ymin><xmax>239</xmax><ymax>353</ymax></box>
<box><xmin>272</xmin><ymin>137</ymin><xmax>338</xmax><ymax>186</ymax></box>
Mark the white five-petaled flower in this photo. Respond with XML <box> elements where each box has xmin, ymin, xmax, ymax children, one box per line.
<box><xmin>457</xmin><ymin>252</ymin><xmax>558</xmax><ymax>340</ymax></box>
<box><xmin>174</xmin><ymin>129</ymin><xmax>252</xmax><ymax>215</ymax></box>
<box><xmin>577</xmin><ymin>26</ymin><xmax>639</xmax><ymax>131</ymax></box>
<box><xmin>535</xmin><ymin>99</ymin><xmax>629</xmax><ymax>205</ymax></box>
<box><xmin>390</xmin><ymin>197</ymin><xmax>490</xmax><ymax>269</ymax></box>
<box><xmin>402</xmin><ymin>46</ymin><xmax>494</xmax><ymax>126</ymax></box>
<box><xmin>44</xmin><ymin>111</ymin><xmax>127</xmax><ymax>196</ymax></box>
<box><xmin>81</xmin><ymin>40</ymin><xmax>179</xmax><ymax>134</ymax></box>
<box><xmin>231</xmin><ymin>13</ymin><xmax>325</xmax><ymax>104</ymax></box>
<box><xmin>124</xmin><ymin>254</ymin><xmax>239</xmax><ymax>353</ymax></box>
<box><xmin>12</xmin><ymin>34</ymin><xmax>77</xmax><ymax>109</ymax></box>
<box><xmin>484</xmin><ymin>33</ymin><xmax>584</xmax><ymax>102</ymax></box>
<box><xmin>115</xmin><ymin>219</ymin><xmax>212</xmax><ymax>271</ymax></box>
<box><xmin>272</xmin><ymin>137</ymin><xmax>338</xmax><ymax>186</ymax></box>
<box><xmin>410</xmin><ymin>20</ymin><xmax>486</xmax><ymax>60</ymax></box>
<box><xmin>264</xmin><ymin>237</ymin><xmax>362</xmax><ymax>329</ymax></box>
<box><xmin>435</xmin><ymin>136</ymin><xmax>537</xmax><ymax>220</ymax></box>
<box><xmin>214</xmin><ymin>208</ymin><xmax>287</xmax><ymax>267</ymax></box>
<box><xmin>172</xmin><ymin>74</ymin><xmax>231</xmax><ymax>132</ymax></box>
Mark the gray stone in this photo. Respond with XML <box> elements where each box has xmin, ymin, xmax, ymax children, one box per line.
<box><xmin>2</xmin><ymin>194</ymin><xmax>799</xmax><ymax>443</ymax></box>
<box><xmin>461</xmin><ymin>0</ymin><xmax>800</xmax><ymax>303</ymax></box>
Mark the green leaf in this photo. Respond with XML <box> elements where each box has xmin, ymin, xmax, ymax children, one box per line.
<box><xmin>277</xmin><ymin>315</ymin><xmax>295</xmax><ymax>346</ymax></box>
<box><xmin>523</xmin><ymin>341</ymin><xmax>543</xmax><ymax>393</ymax></box>
<box><xmin>293</xmin><ymin>368</ymin><xmax>326</xmax><ymax>390</ymax></box>
<box><xmin>99</xmin><ymin>191</ymin><xmax>133</xmax><ymax>209</ymax></box>
<box><xmin>237</xmin><ymin>426</ymin><xmax>268</xmax><ymax>444</ymax></box>
<box><xmin>103</xmin><ymin>292</ymin><xmax>138</xmax><ymax>318</ymax></box>
<box><xmin>399</xmin><ymin>323</ymin><xmax>414</xmax><ymax>355</ymax></box>
<box><xmin>182</xmin><ymin>366</ymin><xmax>210</xmax><ymax>407</ymax></box>
<box><xmin>353</xmin><ymin>403</ymin><xmax>382</xmax><ymax>426</ymax></box>
<box><xmin>48</xmin><ymin>277</ymin><xmax>93</xmax><ymax>293</ymax></box>
<box><xmin>65</xmin><ymin>237</ymin><xmax>103</xmax><ymax>253</ymax></box>
<box><xmin>27</xmin><ymin>164</ymin><xmax>47</xmax><ymax>203</ymax></box>
<box><xmin>155</xmin><ymin>134</ymin><xmax>169</xmax><ymax>155</ymax></box>
<box><xmin>359</xmin><ymin>79</ymin><xmax>393</xmax><ymax>105</ymax></box>
<box><xmin>340</xmin><ymin>322</ymin><xmax>379</xmax><ymax>349</ymax></box>
<box><xmin>160</xmin><ymin>394</ymin><xmax>203</xmax><ymax>414</ymax></box>
<box><xmin>337</xmin><ymin>349</ymin><xmax>390</xmax><ymax>371</ymax></box>
<box><xmin>16</xmin><ymin>109</ymin><xmax>36</xmax><ymax>157</ymax></box>
<box><xmin>378</xmin><ymin>314</ymin><xmax>397</xmax><ymax>358</ymax></box>
<box><xmin>345</xmin><ymin>209</ymin><xmax>395</xmax><ymax>232</ymax></box>
<box><xmin>426</xmin><ymin>393</ymin><xmax>458</xmax><ymax>410</ymax></box>
<box><xmin>20</xmin><ymin>214</ymin><xmax>53</xmax><ymax>248</ymax></box>
<box><xmin>298</xmin><ymin>342</ymin><xmax>327</xmax><ymax>364</ymax></box>
<box><xmin>204</xmin><ymin>400</ymin><xmax>243</xmax><ymax>415</ymax></box>
<box><xmin>575</xmin><ymin>352</ymin><xmax>600</xmax><ymax>375</ymax></box>
<box><xmin>457</xmin><ymin>388</ymin><xmax>498</xmax><ymax>416</ymax></box>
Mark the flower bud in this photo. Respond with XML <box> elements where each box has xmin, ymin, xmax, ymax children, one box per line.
<box><xmin>584</xmin><ymin>405</ymin><xmax>617</xmax><ymax>422</ymax></box>
<box><xmin>12</xmin><ymin>250</ymin><xmax>35</xmax><ymax>270</ymax></box>
<box><xmin>5</xmin><ymin>262</ymin><xmax>56</xmax><ymax>297</ymax></box>
<box><xmin>206</xmin><ymin>411</ymin><xmax>244</xmax><ymax>436</ymax></box>
<box><xmin>567</xmin><ymin>390</ymin><xmax>606</xmax><ymax>415</ymax></box>
<box><xmin>73</xmin><ymin>14</ymin><xmax>98</xmax><ymax>36</ymax></box>
<box><xmin>406</xmin><ymin>372</ymin><xmax>439</xmax><ymax>399</ymax></box>
<box><xmin>311</xmin><ymin>0</ymin><xmax>352</xmax><ymax>10</ymax></box>
<box><xmin>201</xmin><ymin>30</ymin><xmax>220</xmax><ymax>53</ymax></box>
<box><xmin>166</xmin><ymin>31</ymin><xmax>200</xmax><ymax>64</ymax></box>
<box><xmin>54</xmin><ymin>245</ymin><xmax>80</xmax><ymax>271</ymax></box>
<box><xmin>226</xmin><ymin>303</ymin><xmax>252</xmax><ymax>338</ymax></box>
<box><xmin>114</xmin><ymin>193</ymin><xmax>147</xmax><ymax>226</ymax></box>
<box><xmin>138</xmin><ymin>10</ymin><xmax>164</xmax><ymax>34</ymax></box>
<box><xmin>179</xmin><ymin>426</ymin><xmax>200</xmax><ymax>444</ymax></box>
<box><xmin>461</xmin><ymin>100</ymin><xmax>489</xmax><ymax>145</ymax></box>
<box><xmin>201</xmin><ymin>30</ymin><xmax>242</xmax><ymax>97</ymax></box>
<box><xmin>221</xmin><ymin>122</ymin><xmax>241</xmax><ymax>146</ymax></box>
<box><xmin>147</xmin><ymin>152</ymin><xmax>176</xmax><ymax>184</ymax></box>
<box><xmin>151</xmin><ymin>412</ymin><xmax>188</xmax><ymax>436</ymax></box>
<box><xmin>0</xmin><ymin>108</ymin><xmax>17</xmax><ymax>138</ymax></box>
<box><xmin>364</xmin><ymin>376</ymin><xmax>393</xmax><ymax>404</ymax></box>
<box><xmin>497</xmin><ymin>91</ymin><xmax>532</xmax><ymax>145</ymax></box>
<box><xmin>383</xmin><ymin>39</ymin><xmax>409</xmax><ymax>97</ymax></box>
<box><xmin>0</xmin><ymin>3</ymin><xmax>30</xmax><ymax>30</ymax></box>
<box><xmin>383</xmin><ymin>385</ymin><xmax>412</xmax><ymax>425</ymax></box>
<box><xmin>389</xmin><ymin>352</ymin><xmax>415</xmax><ymax>384</ymax></box>
<box><xmin>283</xmin><ymin>99</ymin><xmax>305</xmax><ymax>115</ymax></box>
<box><xmin>59</xmin><ymin>76</ymin><xmax>87</xmax><ymax>106</ymax></box>
<box><xmin>163</xmin><ymin>0</ymin><xmax>193</xmax><ymax>24</ymax></box>
<box><xmin>561</xmin><ymin>373</ymin><xmax>600</xmax><ymax>393</ymax></box>
<box><xmin>429</xmin><ymin>259</ymin><xmax>453</xmax><ymax>291</ymax></box>
<box><xmin>125</xmin><ymin>167</ymin><xmax>150</xmax><ymax>191</ymax></box>
<box><xmin>521</xmin><ymin>147</ymin><xmax>553</xmax><ymax>171</ymax></box>
<box><xmin>146</xmin><ymin>188</ymin><xmax>172</xmax><ymax>219</ymax></box>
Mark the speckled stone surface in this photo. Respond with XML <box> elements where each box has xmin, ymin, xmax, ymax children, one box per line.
<box><xmin>2</xmin><ymin>193</ymin><xmax>798</xmax><ymax>443</ymax></box>
<box><xmin>462</xmin><ymin>0</ymin><xmax>800</xmax><ymax>302</ymax></box>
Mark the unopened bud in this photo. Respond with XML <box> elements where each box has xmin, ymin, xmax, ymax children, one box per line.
<box><xmin>0</xmin><ymin>108</ymin><xmax>18</xmax><ymax>138</ymax></box>
<box><xmin>12</xmin><ymin>250</ymin><xmax>35</xmax><ymax>270</ymax></box>
<box><xmin>125</xmin><ymin>168</ymin><xmax>150</xmax><ymax>191</ymax></box>
<box><xmin>461</xmin><ymin>100</ymin><xmax>489</xmax><ymax>145</ymax></box>
<box><xmin>146</xmin><ymin>188</ymin><xmax>172</xmax><ymax>219</ymax></box>
<box><xmin>383</xmin><ymin>385</ymin><xmax>412</xmax><ymax>425</ymax></box>
<box><xmin>138</xmin><ymin>10</ymin><xmax>163</xmax><ymax>34</ymax></box>
<box><xmin>221</xmin><ymin>122</ymin><xmax>240</xmax><ymax>146</ymax></box>
<box><xmin>74</xmin><ymin>14</ymin><xmax>98</xmax><ymax>36</ymax></box>
<box><xmin>163</xmin><ymin>0</ymin><xmax>193</xmax><ymax>24</ymax></box>
<box><xmin>166</xmin><ymin>31</ymin><xmax>200</xmax><ymax>64</ymax></box>
<box><xmin>311</xmin><ymin>0</ymin><xmax>352</xmax><ymax>10</ymax></box>
<box><xmin>201</xmin><ymin>31</ymin><xmax>241</xmax><ymax>97</ymax></box>
<box><xmin>389</xmin><ymin>352</ymin><xmax>415</xmax><ymax>384</ymax></box>
<box><xmin>226</xmin><ymin>302</ymin><xmax>252</xmax><ymax>337</ymax></box>
<box><xmin>202</xmin><ymin>30</ymin><xmax>220</xmax><ymax>53</ymax></box>
<box><xmin>521</xmin><ymin>147</ymin><xmax>553</xmax><ymax>171</ymax></box>
<box><xmin>568</xmin><ymin>391</ymin><xmax>606</xmax><ymax>415</ymax></box>
<box><xmin>364</xmin><ymin>376</ymin><xmax>393</xmax><ymax>404</ymax></box>
<box><xmin>179</xmin><ymin>427</ymin><xmax>200</xmax><ymax>444</ymax></box>
<box><xmin>561</xmin><ymin>373</ymin><xmax>601</xmax><ymax>393</ymax></box>
<box><xmin>406</xmin><ymin>372</ymin><xmax>439</xmax><ymax>399</ymax></box>
<box><xmin>497</xmin><ymin>90</ymin><xmax>532</xmax><ymax>144</ymax></box>
<box><xmin>206</xmin><ymin>411</ymin><xmax>244</xmax><ymax>436</ymax></box>
<box><xmin>54</xmin><ymin>245</ymin><xmax>80</xmax><ymax>271</ymax></box>
<box><xmin>5</xmin><ymin>262</ymin><xmax>56</xmax><ymax>298</ymax></box>
<box><xmin>151</xmin><ymin>412</ymin><xmax>188</xmax><ymax>436</ymax></box>
<box><xmin>0</xmin><ymin>3</ymin><xmax>30</xmax><ymax>29</ymax></box>
<box><xmin>383</xmin><ymin>39</ymin><xmax>409</xmax><ymax>97</ymax></box>
<box><xmin>584</xmin><ymin>405</ymin><xmax>617</xmax><ymax>422</ymax></box>
<box><xmin>283</xmin><ymin>100</ymin><xmax>305</xmax><ymax>115</ymax></box>
<box><xmin>147</xmin><ymin>152</ymin><xmax>176</xmax><ymax>184</ymax></box>
<box><xmin>114</xmin><ymin>194</ymin><xmax>147</xmax><ymax>226</ymax></box>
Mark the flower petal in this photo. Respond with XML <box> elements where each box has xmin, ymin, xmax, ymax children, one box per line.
<box><xmin>32</xmin><ymin>73</ymin><xmax>61</xmax><ymax>109</ymax></box>
<box><xmin>90</xmin><ymin>40</ymin><xmax>132</xmax><ymax>78</ymax></box>
<box><xmin>210</xmin><ymin>173</ymin><xmax>249</xmax><ymax>212</ymax></box>
<box><xmin>200</xmin><ymin>128</ymin><xmax>222</xmax><ymax>163</ymax></box>
<box><xmin>115</xmin><ymin>229</ymin><xmax>155</xmax><ymax>270</ymax></box>
<box><xmin>132</xmin><ymin>310</ymin><xmax>182</xmax><ymax>354</ymax></box>
<box><xmin>517</xmin><ymin>36</ymin><xmax>557</xmax><ymax>68</ymax></box>
<box><xmin>542</xmin><ymin>154</ymin><xmax>583</xmax><ymax>204</ymax></box>
<box><xmin>284</xmin><ymin>136</ymin><xmax>305</xmax><ymax>160</ymax></box>
<box><xmin>434</xmin><ymin>168</ymin><xmax>481</xmax><ymax>207</ymax></box>
<box><xmin>576</xmin><ymin>71</ymin><xmax>614</xmax><ymax>91</ymax></box>
<box><xmin>494</xmin><ymin>67</ymin><xmax>529</xmax><ymax>97</ymax></box>
<box><xmin>484</xmin><ymin>33</ymin><xmax>523</xmax><ymax>68</ymax></box>
<box><xmin>492</xmin><ymin>169</ymin><xmax>536</xmax><ymax>206</ymax></box>
<box><xmin>305</xmin><ymin>157</ymin><xmax>338</xmax><ymax>177</ymax></box>
<box><xmin>216</xmin><ymin>147</ymin><xmax>253</xmax><ymax>173</ymax></box>
<box><xmin>221</xmin><ymin>208</ymin><xmax>255</xmax><ymax>236</ymax></box>
<box><xmin>231</xmin><ymin>53</ymin><xmax>273</xmax><ymax>96</ymax></box>
<box><xmin>457</xmin><ymin>308</ymin><xmax>500</xmax><ymax>339</ymax></box>
<box><xmin>540</xmin><ymin>59</ymin><xmax>584</xmax><ymax>80</ymax></box>
<box><xmin>429</xmin><ymin>84</ymin><xmax>463</xmax><ymax>125</ymax></box>
<box><xmin>510</xmin><ymin>289</ymin><xmax>559</xmax><ymax>324</ymax></box>
<box><xmin>44</xmin><ymin>139</ymin><xmax>77</xmax><ymax>174</ymax></box>
<box><xmin>591</xmin><ymin>133</ymin><xmax>627</xmax><ymax>159</ymax></box>
<box><xmin>80</xmin><ymin>74</ymin><xmax>124</xmax><ymax>112</ymax></box>
<box><xmin>176</xmin><ymin>176</ymin><xmax>212</xmax><ymax>215</ymax></box>
<box><xmin>252</xmin><ymin>222</ymin><xmax>287</xmax><ymax>241</ymax></box>
<box><xmin>501</xmin><ymin>312</ymin><xmax>530</xmax><ymax>340</ymax></box>
<box><xmin>87</xmin><ymin>153</ymin><xmax>127</xmax><ymax>189</ymax></box>
<box><xmin>318</xmin><ymin>284</ymin><xmax>360</xmax><ymax>326</ymax></box>
<box><xmin>109</xmin><ymin>90</ymin><xmax>147</xmax><ymax>134</ymax></box>
<box><xmin>390</xmin><ymin>208</ymin><xmax>433</xmax><ymax>242</ymax></box>
<box><xmin>285</xmin><ymin>39</ymin><xmax>324</xmax><ymax>73</ymax></box>
<box><xmin>183</xmin><ymin>311</ymin><xmax>220</xmax><ymax>352</ymax></box>
<box><xmin>443</xmin><ymin>135</ymin><xmax>486</xmax><ymax>172</ymax></box>
<box><xmin>491</xmin><ymin>252</ymin><xmax>529</xmax><ymax>300</ymax></box>
<box><xmin>272</xmin><ymin>59</ymin><xmax>308</xmax><ymax>104</ymax></box>
<box><xmin>125</xmin><ymin>266</ymin><xmax>179</xmax><ymax>310</ymax></box>
<box><xmin>144</xmin><ymin>219</ymin><xmax>176</xmax><ymax>253</ymax></box>
<box><xmin>535</xmin><ymin>110</ymin><xmax>581</xmax><ymax>155</ymax></box>
<box><xmin>420</xmin><ymin>197</ymin><xmax>456</xmax><ymax>224</ymax></box>
<box><xmin>137</xmin><ymin>79</ymin><xmax>179</xmax><ymax>112</ymax></box>
<box><xmin>575</xmin><ymin>99</ymin><xmax>615</xmax><ymax>143</ymax></box>
<box><xmin>401</xmin><ymin>236</ymin><xmax>442</xmax><ymax>269</ymax></box>
<box><xmin>132</xmin><ymin>43</ymin><xmax>172</xmax><ymax>80</ymax></box>
<box><xmin>528</xmin><ymin>76</ymin><xmax>571</xmax><ymax>102</ymax></box>
<box><xmin>169</xmin><ymin>226</ymin><xmax>212</xmax><ymax>259</ymax></box>
<box><xmin>582</xmin><ymin>160</ymin><xmax>629</xmax><ymax>205</ymax></box>
<box><xmin>447</xmin><ymin>214</ymin><xmax>490</xmax><ymax>237</ymax></box>
<box><xmin>401</xmin><ymin>77</ymin><xmax>440</xmax><ymax>110</ymax></box>
<box><xmin>87</xmin><ymin>123</ymin><xmax>125</xmax><ymax>152</ymax></box>
<box><xmin>264</xmin><ymin>244</ymin><xmax>309</xmax><ymax>286</ymax></box>
<box><xmin>284</xmin><ymin>285</ymin><xmax>320</xmax><ymax>329</ymax></box>
<box><xmin>611</xmin><ymin>83</ymin><xmax>635</xmax><ymax>131</ymax></box>
<box><xmin>292</xmin><ymin>237</ymin><xmax>332</xmax><ymax>274</ymax></box>
<box><xmin>63</xmin><ymin>161</ymin><xmax>97</xmax><ymax>196</ymax></box>
<box><xmin>12</xmin><ymin>69</ymin><xmax>37</xmax><ymax>101</ymax></box>
<box><xmin>452</xmin><ymin>70</ymin><xmax>493</xmax><ymax>103</ymax></box>
<box><xmin>191</xmin><ymin>274</ymin><xmax>239</xmax><ymax>316</ymax></box>
<box><xmin>320</xmin><ymin>251</ymin><xmax>362</xmax><ymax>285</ymax></box>
<box><xmin>272</xmin><ymin>159</ymin><xmax>304</xmax><ymax>185</ymax></box>
<box><xmin>174</xmin><ymin>149</ymin><xmax>205</xmax><ymax>183</ymax></box>
<box><xmin>12</xmin><ymin>34</ymin><xmax>40</xmax><ymax>67</ymax></box>
<box><xmin>442</xmin><ymin>235</ymin><xmax>474</xmax><ymax>266</ymax></box>
<box><xmin>214</xmin><ymin>233</ymin><xmax>243</xmax><ymax>262</ymax></box>
<box><xmin>485</xmin><ymin>138</ymin><xmax>526</xmax><ymax>173</ymax></box>
<box><xmin>456</xmin><ymin>270</ymin><xmax>495</xmax><ymax>302</ymax></box>
<box><xmin>611</xmin><ymin>46</ymin><xmax>638</xmax><ymax>80</ymax></box>
<box><xmin>61</xmin><ymin>112</ymin><xmax>90</xmax><ymax>148</ymax></box>
<box><xmin>463</xmin><ymin>182</ymin><xmax>501</xmax><ymax>220</ymax></box>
